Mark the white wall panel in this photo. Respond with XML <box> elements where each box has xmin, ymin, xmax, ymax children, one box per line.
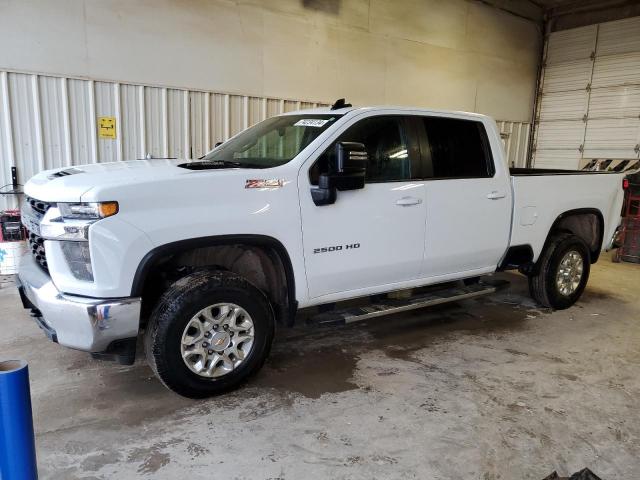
<box><xmin>68</xmin><ymin>79</ymin><xmax>95</xmax><ymax>166</ymax></box>
<box><xmin>248</xmin><ymin>97</ymin><xmax>266</xmax><ymax>127</ymax></box>
<box><xmin>228</xmin><ymin>95</ymin><xmax>245</xmax><ymax>138</ymax></box>
<box><xmin>38</xmin><ymin>76</ymin><xmax>67</xmax><ymax>170</ymax></box>
<box><xmin>0</xmin><ymin>73</ymin><xmax>15</xmax><ymax>209</ymax></box>
<box><xmin>120</xmin><ymin>84</ymin><xmax>143</xmax><ymax>162</ymax></box>
<box><xmin>144</xmin><ymin>87</ymin><xmax>165</xmax><ymax>159</ymax></box>
<box><xmin>189</xmin><ymin>91</ymin><xmax>209</xmax><ymax>160</ymax></box>
<box><xmin>496</xmin><ymin>121</ymin><xmax>530</xmax><ymax>168</ymax></box>
<box><xmin>8</xmin><ymin>73</ymin><xmax>41</xmax><ymax>183</ymax></box>
<box><xmin>266</xmin><ymin>98</ymin><xmax>283</xmax><ymax>119</ymax></box>
<box><xmin>167</xmin><ymin>89</ymin><xmax>188</xmax><ymax>159</ymax></box>
<box><xmin>210</xmin><ymin>93</ymin><xmax>227</xmax><ymax>146</ymax></box>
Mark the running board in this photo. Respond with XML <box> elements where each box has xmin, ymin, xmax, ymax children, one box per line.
<box><xmin>311</xmin><ymin>279</ymin><xmax>509</xmax><ymax>326</ymax></box>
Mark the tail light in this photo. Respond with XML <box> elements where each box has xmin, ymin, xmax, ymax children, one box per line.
<box><xmin>623</xmin><ymin>178</ymin><xmax>629</xmax><ymax>190</ymax></box>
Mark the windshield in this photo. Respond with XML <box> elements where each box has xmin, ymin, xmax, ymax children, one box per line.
<box><xmin>201</xmin><ymin>114</ymin><xmax>342</xmax><ymax>168</ymax></box>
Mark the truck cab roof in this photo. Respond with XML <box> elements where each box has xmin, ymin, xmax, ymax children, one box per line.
<box><xmin>281</xmin><ymin>105</ymin><xmax>493</xmax><ymax>122</ymax></box>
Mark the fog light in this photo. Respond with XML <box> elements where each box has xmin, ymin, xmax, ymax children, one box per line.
<box><xmin>61</xmin><ymin>241</ymin><xmax>93</xmax><ymax>281</ymax></box>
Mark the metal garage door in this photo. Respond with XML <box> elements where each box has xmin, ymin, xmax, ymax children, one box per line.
<box><xmin>533</xmin><ymin>16</ymin><xmax>640</xmax><ymax>169</ymax></box>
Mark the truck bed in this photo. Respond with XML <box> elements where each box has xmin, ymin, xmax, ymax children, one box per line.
<box><xmin>509</xmin><ymin>170</ymin><xmax>626</xmax><ymax>262</ymax></box>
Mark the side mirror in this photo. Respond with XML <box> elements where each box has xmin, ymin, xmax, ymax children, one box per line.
<box><xmin>334</xmin><ymin>142</ymin><xmax>367</xmax><ymax>190</ymax></box>
<box><xmin>311</xmin><ymin>142</ymin><xmax>367</xmax><ymax>206</ymax></box>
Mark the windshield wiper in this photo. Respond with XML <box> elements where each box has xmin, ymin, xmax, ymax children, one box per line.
<box><xmin>178</xmin><ymin>160</ymin><xmax>268</xmax><ymax>170</ymax></box>
<box><xmin>207</xmin><ymin>160</ymin><xmax>269</xmax><ymax>168</ymax></box>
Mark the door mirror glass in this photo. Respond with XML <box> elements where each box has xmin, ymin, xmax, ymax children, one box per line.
<box><xmin>311</xmin><ymin>142</ymin><xmax>367</xmax><ymax>206</ymax></box>
<box><xmin>334</xmin><ymin>141</ymin><xmax>367</xmax><ymax>191</ymax></box>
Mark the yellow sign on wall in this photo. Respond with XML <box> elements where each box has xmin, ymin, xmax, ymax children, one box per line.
<box><xmin>98</xmin><ymin>116</ymin><xmax>116</xmax><ymax>139</ymax></box>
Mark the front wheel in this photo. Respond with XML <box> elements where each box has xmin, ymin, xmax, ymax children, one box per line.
<box><xmin>528</xmin><ymin>233</ymin><xmax>591</xmax><ymax>309</ymax></box>
<box><xmin>144</xmin><ymin>270</ymin><xmax>275</xmax><ymax>398</ymax></box>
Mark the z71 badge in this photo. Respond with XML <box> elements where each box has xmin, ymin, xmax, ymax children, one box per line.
<box><xmin>245</xmin><ymin>179</ymin><xmax>284</xmax><ymax>189</ymax></box>
<box><xmin>313</xmin><ymin>243</ymin><xmax>360</xmax><ymax>254</ymax></box>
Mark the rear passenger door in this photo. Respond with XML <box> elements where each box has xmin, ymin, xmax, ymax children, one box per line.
<box><xmin>417</xmin><ymin>116</ymin><xmax>512</xmax><ymax>278</ymax></box>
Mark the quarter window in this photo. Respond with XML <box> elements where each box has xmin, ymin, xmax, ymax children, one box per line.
<box><xmin>310</xmin><ymin>116</ymin><xmax>416</xmax><ymax>184</ymax></box>
<box><xmin>422</xmin><ymin>117</ymin><xmax>494</xmax><ymax>179</ymax></box>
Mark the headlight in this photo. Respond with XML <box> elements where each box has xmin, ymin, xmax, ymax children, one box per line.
<box><xmin>58</xmin><ymin>202</ymin><xmax>118</xmax><ymax>220</ymax></box>
<box><xmin>40</xmin><ymin>202</ymin><xmax>118</xmax><ymax>241</ymax></box>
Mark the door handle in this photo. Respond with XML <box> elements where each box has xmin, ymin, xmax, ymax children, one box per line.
<box><xmin>396</xmin><ymin>196</ymin><xmax>423</xmax><ymax>206</ymax></box>
<box><xmin>487</xmin><ymin>191</ymin><xmax>506</xmax><ymax>200</ymax></box>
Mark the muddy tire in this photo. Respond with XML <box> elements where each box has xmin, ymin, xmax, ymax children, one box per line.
<box><xmin>528</xmin><ymin>233</ymin><xmax>591</xmax><ymax>310</ymax></box>
<box><xmin>144</xmin><ymin>270</ymin><xmax>274</xmax><ymax>398</ymax></box>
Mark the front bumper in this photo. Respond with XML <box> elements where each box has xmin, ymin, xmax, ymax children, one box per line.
<box><xmin>16</xmin><ymin>253</ymin><xmax>141</xmax><ymax>353</ymax></box>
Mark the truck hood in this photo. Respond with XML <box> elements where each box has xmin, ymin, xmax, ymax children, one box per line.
<box><xmin>23</xmin><ymin>159</ymin><xmax>252</xmax><ymax>202</ymax></box>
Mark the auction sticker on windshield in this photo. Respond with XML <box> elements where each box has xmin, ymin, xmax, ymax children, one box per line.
<box><xmin>294</xmin><ymin>119</ymin><xmax>330</xmax><ymax>127</ymax></box>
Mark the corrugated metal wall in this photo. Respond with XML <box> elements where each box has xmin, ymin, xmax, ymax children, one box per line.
<box><xmin>496</xmin><ymin>120</ymin><xmax>531</xmax><ymax>169</ymax></box>
<box><xmin>532</xmin><ymin>16</ymin><xmax>640</xmax><ymax>169</ymax></box>
<box><xmin>0</xmin><ymin>70</ymin><xmax>530</xmax><ymax>210</ymax></box>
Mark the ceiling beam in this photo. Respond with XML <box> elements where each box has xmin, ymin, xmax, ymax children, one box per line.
<box><xmin>473</xmin><ymin>0</ymin><xmax>544</xmax><ymax>23</ymax></box>
<box><xmin>546</xmin><ymin>0</ymin><xmax>640</xmax><ymax>31</ymax></box>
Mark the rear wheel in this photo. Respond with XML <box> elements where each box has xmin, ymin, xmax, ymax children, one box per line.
<box><xmin>528</xmin><ymin>233</ymin><xmax>591</xmax><ymax>309</ymax></box>
<box><xmin>144</xmin><ymin>270</ymin><xmax>274</xmax><ymax>398</ymax></box>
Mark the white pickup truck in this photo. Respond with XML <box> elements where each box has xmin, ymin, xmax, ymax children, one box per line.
<box><xmin>17</xmin><ymin>101</ymin><xmax>626</xmax><ymax>398</ymax></box>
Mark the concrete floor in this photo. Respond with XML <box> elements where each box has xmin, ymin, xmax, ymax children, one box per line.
<box><xmin>1</xmin><ymin>259</ymin><xmax>639</xmax><ymax>479</ymax></box>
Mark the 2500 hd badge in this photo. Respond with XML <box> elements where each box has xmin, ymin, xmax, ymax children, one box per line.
<box><xmin>313</xmin><ymin>243</ymin><xmax>361</xmax><ymax>254</ymax></box>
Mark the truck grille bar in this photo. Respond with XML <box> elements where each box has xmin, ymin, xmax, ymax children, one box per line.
<box><xmin>24</xmin><ymin>196</ymin><xmax>52</xmax><ymax>216</ymax></box>
<box><xmin>23</xmin><ymin>196</ymin><xmax>52</xmax><ymax>271</ymax></box>
<box><xmin>27</xmin><ymin>230</ymin><xmax>48</xmax><ymax>271</ymax></box>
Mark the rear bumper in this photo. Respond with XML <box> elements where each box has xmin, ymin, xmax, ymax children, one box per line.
<box><xmin>16</xmin><ymin>253</ymin><xmax>141</xmax><ymax>353</ymax></box>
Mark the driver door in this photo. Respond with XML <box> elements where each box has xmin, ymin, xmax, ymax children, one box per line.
<box><xmin>298</xmin><ymin>114</ymin><xmax>427</xmax><ymax>300</ymax></box>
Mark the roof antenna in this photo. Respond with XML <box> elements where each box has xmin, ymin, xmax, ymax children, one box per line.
<box><xmin>330</xmin><ymin>98</ymin><xmax>352</xmax><ymax>110</ymax></box>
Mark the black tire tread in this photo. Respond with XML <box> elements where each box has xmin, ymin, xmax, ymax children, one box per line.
<box><xmin>528</xmin><ymin>233</ymin><xmax>590</xmax><ymax>309</ymax></box>
<box><xmin>144</xmin><ymin>269</ymin><xmax>274</xmax><ymax>398</ymax></box>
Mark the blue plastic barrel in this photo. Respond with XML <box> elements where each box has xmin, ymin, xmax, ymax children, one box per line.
<box><xmin>0</xmin><ymin>360</ymin><xmax>38</xmax><ymax>479</ymax></box>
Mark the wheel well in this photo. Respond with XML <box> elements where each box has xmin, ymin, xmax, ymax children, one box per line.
<box><xmin>498</xmin><ymin>245</ymin><xmax>534</xmax><ymax>271</ymax></box>
<box><xmin>547</xmin><ymin>209</ymin><xmax>604</xmax><ymax>263</ymax></box>
<box><xmin>132</xmin><ymin>236</ymin><xmax>296</xmax><ymax>326</ymax></box>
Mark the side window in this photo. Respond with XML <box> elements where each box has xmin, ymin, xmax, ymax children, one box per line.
<box><xmin>422</xmin><ymin>117</ymin><xmax>494</xmax><ymax>179</ymax></box>
<box><xmin>310</xmin><ymin>116</ymin><xmax>415</xmax><ymax>184</ymax></box>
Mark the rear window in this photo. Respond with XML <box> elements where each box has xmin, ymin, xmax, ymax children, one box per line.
<box><xmin>422</xmin><ymin>117</ymin><xmax>494</xmax><ymax>179</ymax></box>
